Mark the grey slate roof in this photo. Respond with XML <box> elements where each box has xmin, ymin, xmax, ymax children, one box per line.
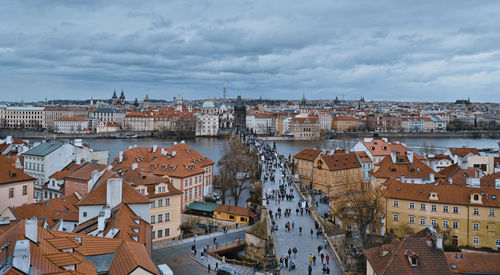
<box><xmin>23</xmin><ymin>140</ymin><xmax>64</xmax><ymax>157</ymax></box>
<box><xmin>93</xmin><ymin>108</ymin><xmax>125</xmax><ymax>114</ymax></box>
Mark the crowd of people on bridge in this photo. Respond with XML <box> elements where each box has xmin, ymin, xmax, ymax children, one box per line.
<box><xmin>246</xmin><ymin>133</ymin><xmax>332</xmax><ymax>274</ymax></box>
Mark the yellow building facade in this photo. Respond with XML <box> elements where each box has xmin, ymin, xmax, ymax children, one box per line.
<box><xmin>213</xmin><ymin>205</ymin><xmax>255</xmax><ymax>226</ymax></box>
<box><xmin>384</xmin><ymin>180</ymin><xmax>500</xmax><ymax>250</ymax></box>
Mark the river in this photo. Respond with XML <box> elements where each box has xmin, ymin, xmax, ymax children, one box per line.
<box><xmin>24</xmin><ymin>137</ymin><xmax>499</xmax><ymax>166</ymax></box>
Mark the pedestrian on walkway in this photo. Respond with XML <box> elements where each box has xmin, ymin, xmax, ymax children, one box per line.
<box><xmin>320</xmin><ymin>252</ymin><xmax>324</xmax><ymax>263</ymax></box>
<box><xmin>308</xmin><ymin>264</ymin><xmax>313</xmax><ymax>275</ymax></box>
<box><xmin>285</xmin><ymin>256</ymin><xmax>289</xmax><ymax>268</ymax></box>
<box><xmin>293</xmin><ymin>246</ymin><xmax>297</xmax><ymax>258</ymax></box>
<box><xmin>288</xmin><ymin>248</ymin><xmax>292</xmax><ymax>258</ymax></box>
<box><xmin>291</xmin><ymin>221</ymin><xmax>295</xmax><ymax>229</ymax></box>
<box><xmin>213</xmin><ymin>237</ymin><xmax>216</xmax><ymax>244</ymax></box>
<box><xmin>207</xmin><ymin>263</ymin><xmax>211</xmax><ymax>273</ymax></box>
<box><xmin>309</xmin><ymin>253</ymin><xmax>313</xmax><ymax>265</ymax></box>
<box><xmin>310</xmin><ymin>228</ymin><xmax>314</xmax><ymax>238</ymax></box>
<box><xmin>279</xmin><ymin>256</ymin><xmax>283</xmax><ymax>267</ymax></box>
<box><xmin>313</xmin><ymin>255</ymin><xmax>317</xmax><ymax>266</ymax></box>
<box><xmin>215</xmin><ymin>262</ymin><xmax>218</xmax><ymax>271</ymax></box>
<box><xmin>326</xmin><ymin>254</ymin><xmax>330</xmax><ymax>265</ymax></box>
<box><xmin>194</xmin><ymin>234</ymin><xmax>197</xmax><ymax>243</ymax></box>
<box><xmin>299</xmin><ymin>226</ymin><xmax>303</xmax><ymax>235</ymax></box>
<box><xmin>317</xmin><ymin>244</ymin><xmax>322</xmax><ymax>254</ymax></box>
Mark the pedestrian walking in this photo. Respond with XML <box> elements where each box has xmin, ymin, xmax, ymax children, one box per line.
<box><xmin>313</xmin><ymin>255</ymin><xmax>317</xmax><ymax>265</ymax></box>
<box><xmin>310</xmin><ymin>228</ymin><xmax>314</xmax><ymax>238</ymax></box>
<box><xmin>299</xmin><ymin>226</ymin><xmax>303</xmax><ymax>235</ymax></box>
<box><xmin>293</xmin><ymin>246</ymin><xmax>297</xmax><ymax>258</ymax></box>
<box><xmin>285</xmin><ymin>256</ymin><xmax>289</xmax><ymax>268</ymax></box>
<box><xmin>215</xmin><ymin>262</ymin><xmax>218</xmax><ymax>271</ymax></box>
<box><xmin>320</xmin><ymin>252</ymin><xmax>324</xmax><ymax>263</ymax></box>
<box><xmin>207</xmin><ymin>263</ymin><xmax>211</xmax><ymax>273</ymax></box>
<box><xmin>308</xmin><ymin>264</ymin><xmax>313</xmax><ymax>275</ymax></box>
<box><xmin>213</xmin><ymin>237</ymin><xmax>216</xmax><ymax>244</ymax></box>
<box><xmin>326</xmin><ymin>254</ymin><xmax>330</xmax><ymax>265</ymax></box>
<box><xmin>309</xmin><ymin>253</ymin><xmax>313</xmax><ymax>264</ymax></box>
<box><xmin>317</xmin><ymin>244</ymin><xmax>322</xmax><ymax>254</ymax></box>
<box><xmin>280</xmin><ymin>256</ymin><xmax>283</xmax><ymax>267</ymax></box>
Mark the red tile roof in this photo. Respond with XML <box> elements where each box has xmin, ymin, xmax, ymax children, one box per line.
<box><xmin>77</xmin><ymin>177</ymin><xmax>150</xmax><ymax>206</ymax></box>
<box><xmin>320</xmin><ymin>152</ymin><xmax>361</xmax><ymax>171</ymax></box>
<box><xmin>0</xmin><ymin>157</ymin><xmax>34</xmax><ymax>184</ymax></box>
<box><xmin>214</xmin><ymin>205</ymin><xmax>256</xmax><ymax>217</ymax></box>
<box><xmin>293</xmin><ymin>149</ymin><xmax>322</xmax><ymax>161</ymax></box>
<box><xmin>445</xmin><ymin>251</ymin><xmax>500</xmax><ymax>274</ymax></box>
<box><xmin>364</xmin><ymin>238</ymin><xmax>452</xmax><ymax>275</ymax></box>
<box><xmin>448</xmin><ymin>148</ymin><xmax>480</xmax><ymax>157</ymax></box>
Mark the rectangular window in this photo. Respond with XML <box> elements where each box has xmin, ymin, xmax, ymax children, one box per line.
<box><xmin>393</xmin><ymin>200</ymin><xmax>399</xmax><ymax>207</ymax></box>
<box><xmin>165</xmin><ymin>213</ymin><xmax>170</xmax><ymax>221</ymax></box>
<box><xmin>420</xmin><ymin>204</ymin><xmax>426</xmax><ymax>211</ymax></box>
<box><xmin>452</xmin><ymin>206</ymin><xmax>459</xmax><ymax>214</ymax></box>
<box><xmin>431</xmin><ymin>205</ymin><xmax>437</xmax><ymax>212</ymax></box>
<box><xmin>74</xmin><ymin>183</ymin><xmax>78</xmax><ymax>189</ymax></box>
<box><xmin>152</xmin><ymin>231</ymin><xmax>155</xmax><ymax>239</ymax></box>
<box><xmin>443</xmin><ymin>206</ymin><xmax>449</xmax><ymax>213</ymax></box>
<box><xmin>151</xmin><ymin>215</ymin><xmax>156</xmax><ymax>224</ymax></box>
<box><xmin>151</xmin><ymin>200</ymin><xmax>156</xmax><ymax>208</ymax></box>
<box><xmin>165</xmin><ymin>228</ymin><xmax>170</xmax><ymax>237</ymax></box>
<box><xmin>158</xmin><ymin>199</ymin><xmax>163</xmax><ymax>207</ymax></box>
<box><xmin>496</xmin><ymin>239</ymin><xmax>500</xmax><ymax>247</ymax></box>
<box><xmin>409</xmin><ymin>216</ymin><xmax>415</xmax><ymax>224</ymax></box>
<box><xmin>166</xmin><ymin>198</ymin><xmax>170</xmax><ymax>206</ymax></box>
<box><xmin>489</xmin><ymin>209</ymin><xmax>495</xmax><ymax>217</ymax></box>
<box><xmin>158</xmin><ymin>230</ymin><xmax>163</xmax><ymax>238</ymax></box>
<box><xmin>452</xmin><ymin>221</ymin><xmax>459</xmax><ymax>229</ymax></box>
<box><xmin>473</xmin><ymin>223</ymin><xmax>479</xmax><ymax>230</ymax></box>
<box><xmin>420</xmin><ymin>218</ymin><xmax>426</xmax><ymax>225</ymax></box>
<box><xmin>409</xmin><ymin>202</ymin><xmax>415</xmax><ymax>209</ymax></box>
<box><xmin>442</xmin><ymin>220</ymin><xmax>449</xmax><ymax>228</ymax></box>
<box><xmin>22</xmin><ymin>186</ymin><xmax>27</xmax><ymax>196</ymax></box>
<box><xmin>393</xmin><ymin>214</ymin><xmax>399</xmax><ymax>221</ymax></box>
<box><xmin>431</xmin><ymin>219</ymin><xmax>437</xmax><ymax>227</ymax></box>
<box><xmin>473</xmin><ymin>208</ymin><xmax>479</xmax><ymax>215</ymax></box>
<box><xmin>9</xmin><ymin>188</ymin><xmax>14</xmax><ymax>198</ymax></box>
<box><xmin>81</xmin><ymin>184</ymin><xmax>85</xmax><ymax>190</ymax></box>
<box><xmin>158</xmin><ymin>214</ymin><xmax>163</xmax><ymax>223</ymax></box>
<box><xmin>473</xmin><ymin>237</ymin><xmax>479</xmax><ymax>245</ymax></box>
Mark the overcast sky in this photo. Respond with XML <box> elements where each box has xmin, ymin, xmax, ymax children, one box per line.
<box><xmin>1</xmin><ymin>0</ymin><xmax>500</xmax><ymax>102</ymax></box>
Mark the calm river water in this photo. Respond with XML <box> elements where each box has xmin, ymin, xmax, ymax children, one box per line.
<box><xmin>72</xmin><ymin>137</ymin><xmax>499</xmax><ymax>165</ymax></box>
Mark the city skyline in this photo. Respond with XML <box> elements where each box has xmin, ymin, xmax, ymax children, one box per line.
<box><xmin>1</xmin><ymin>0</ymin><xmax>500</xmax><ymax>102</ymax></box>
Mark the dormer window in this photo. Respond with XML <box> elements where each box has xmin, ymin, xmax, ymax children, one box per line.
<box><xmin>410</xmin><ymin>256</ymin><xmax>418</xmax><ymax>267</ymax></box>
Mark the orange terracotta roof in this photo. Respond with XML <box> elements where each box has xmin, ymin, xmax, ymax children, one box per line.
<box><xmin>354</xmin><ymin>151</ymin><xmax>372</xmax><ymax>163</ymax></box>
<box><xmin>361</xmin><ymin>139</ymin><xmax>392</xmax><ymax>156</ymax></box>
<box><xmin>372</xmin><ymin>155</ymin><xmax>434</xmax><ymax>179</ymax></box>
<box><xmin>383</xmin><ymin>180</ymin><xmax>500</xmax><ymax>208</ymax></box>
<box><xmin>292</xmin><ymin>115</ymin><xmax>319</xmax><ymax>124</ymax></box>
<box><xmin>214</xmin><ymin>205</ymin><xmax>255</xmax><ymax>217</ymax></box>
<box><xmin>65</xmin><ymin>163</ymin><xmax>107</xmax><ymax>182</ymax></box>
<box><xmin>77</xmin><ymin>178</ymin><xmax>150</xmax><ymax>206</ymax></box>
<box><xmin>293</xmin><ymin>149</ymin><xmax>322</xmax><ymax>161</ymax></box>
<box><xmin>49</xmin><ymin>162</ymin><xmax>82</xmax><ymax>181</ymax></box>
<box><xmin>445</xmin><ymin>252</ymin><xmax>500</xmax><ymax>274</ymax></box>
<box><xmin>364</xmin><ymin>238</ymin><xmax>452</xmax><ymax>275</ymax></box>
<box><xmin>10</xmin><ymin>193</ymin><xmax>81</xmax><ymax>225</ymax></box>
<box><xmin>0</xmin><ymin>157</ymin><xmax>35</xmax><ymax>184</ymax></box>
<box><xmin>448</xmin><ymin>147</ymin><xmax>480</xmax><ymax>157</ymax></box>
<box><xmin>480</xmin><ymin>172</ymin><xmax>500</xmax><ymax>189</ymax></box>
<box><xmin>109</xmin><ymin>241</ymin><xmax>159</xmax><ymax>275</ymax></box>
<box><xmin>333</xmin><ymin>115</ymin><xmax>358</xmax><ymax>121</ymax></box>
<box><xmin>320</xmin><ymin>152</ymin><xmax>361</xmax><ymax>171</ymax></box>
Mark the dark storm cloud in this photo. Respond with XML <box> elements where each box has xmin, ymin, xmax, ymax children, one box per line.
<box><xmin>0</xmin><ymin>0</ymin><xmax>500</xmax><ymax>102</ymax></box>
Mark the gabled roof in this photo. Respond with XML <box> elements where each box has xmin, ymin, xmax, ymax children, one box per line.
<box><xmin>23</xmin><ymin>140</ymin><xmax>64</xmax><ymax>157</ymax></box>
<box><xmin>364</xmin><ymin>238</ymin><xmax>452</xmax><ymax>275</ymax></box>
<box><xmin>448</xmin><ymin>147</ymin><xmax>480</xmax><ymax>157</ymax></box>
<box><xmin>77</xmin><ymin>178</ymin><xmax>150</xmax><ymax>206</ymax></box>
<box><xmin>293</xmin><ymin>149</ymin><xmax>322</xmax><ymax>161</ymax></box>
<box><xmin>0</xmin><ymin>157</ymin><xmax>34</xmax><ymax>184</ymax></box>
<box><xmin>320</xmin><ymin>152</ymin><xmax>361</xmax><ymax>171</ymax></box>
<box><xmin>9</xmin><ymin>193</ymin><xmax>81</xmax><ymax>225</ymax></box>
<box><xmin>214</xmin><ymin>205</ymin><xmax>256</xmax><ymax>217</ymax></box>
<box><xmin>49</xmin><ymin>162</ymin><xmax>82</xmax><ymax>181</ymax></box>
<box><xmin>445</xmin><ymin>251</ymin><xmax>500</xmax><ymax>274</ymax></box>
<box><xmin>65</xmin><ymin>163</ymin><xmax>107</xmax><ymax>182</ymax></box>
<box><xmin>372</xmin><ymin>154</ymin><xmax>433</xmax><ymax>179</ymax></box>
<box><xmin>354</xmin><ymin>151</ymin><xmax>372</xmax><ymax>163</ymax></box>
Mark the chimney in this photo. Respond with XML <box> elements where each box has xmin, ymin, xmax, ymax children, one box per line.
<box><xmin>90</xmin><ymin>170</ymin><xmax>100</xmax><ymax>191</ymax></box>
<box><xmin>97</xmin><ymin>212</ymin><xmax>105</xmax><ymax>234</ymax></box>
<box><xmin>431</xmin><ymin>161</ymin><xmax>437</xmax><ymax>172</ymax></box>
<box><xmin>6</xmin><ymin>136</ymin><xmax>13</xmax><ymax>145</ymax></box>
<box><xmin>429</xmin><ymin>172</ymin><xmax>434</xmax><ymax>183</ymax></box>
<box><xmin>103</xmin><ymin>205</ymin><xmax>111</xmax><ymax>219</ymax></box>
<box><xmin>448</xmin><ymin>177</ymin><xmax>453</xmax><ymax>184</ymax></box>
<box><xmin>173</xmin><ymin>141</ymin><xmax>177</xmax><ymax>145</ymax></box>
<box><xmin>408</xmin><ymin>151</ymin><xmax>414</xmax><ymax>164</ymax></box>
<box><xmin>453</xmin><ymin>155</ymin><xmax>459</xmax><ymax>164</ymax></box>
<box><xmin>153</xmin><ymin>144</ymin><xmax>157</xmax><ymax>153</ymax></box>
<box><xmin>76</xmin><ymin>157</ymin><xmax>81</xmax><ymax>165</ymax></box>
<box><xmin>401</xmin><ymin>174</ymin><xmax>405</xmax><ymax>183</ymax></box>
<box><xmin>119</xmin><ymin>151</ymin><xmax>123</xmax><ymax>163</ymax></box>
<box><xmin>106</xmin><ymin>178</ymin><xmax>122</xmax><ymax>208</ymax></box>
<box><xmin>25</xmin><ymin>218</ymin><xmax>38</xmax><ymax>243</ymax></box>
<box><xmin>390</xmin><ymin>151</ymin><xmax>396</xmax><ymax>164</ymax></box>
<box><xmin>181</xmin><ymin>140</ymin><xmax>185</xmax><ymax>144</ymax></box>
<box><xmin>172</xmin><ymin>151</ymin><xmax>176</xmax><ymax>157</ymax></box>
<box><xmin>132</xmin><ymin>163</ymin><xmax>138</xmax><ymax>171</ymax></box>
<box><xmin>12</xmin><ymin>240</ymin><xmax>30</xmax><ymax>274</ymax></box>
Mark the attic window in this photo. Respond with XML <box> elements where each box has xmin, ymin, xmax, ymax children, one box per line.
<box><xmin>451</xmin><ymin>264</ymin><xmax>457</xmax><ymax>269</ymax></box>
<box><xmin>134</xmin><ymin>219</ymin><xmax>140</xmax><ymax>224</ymax></box>
<box><xmin>133</xmin><ymin>228</ymin><xmax>139</xmax><ymax>233</ymax></box>
<box><xmin>62</xmin><ymin>199</ymin><xmax>66</xmax><ymax>202</ymax></box>
<box><xmin>410</xmin><ymin>256</ymin><xmax>418</xmax><ymax>267</ymax></box>
<box><xmin>473</xmin><ymin>194</ymin><xmax>479</xmax><ymax>200</ymax></box>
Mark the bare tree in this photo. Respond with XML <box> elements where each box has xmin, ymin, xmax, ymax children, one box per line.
<box><xmin>330</xmin><ymin>182</ymin><xmax>385</xmax><ymax>244</ymax></box>
<box><xmin>216</xmin><ymin>134</ymin><xmax>259</xmax><ymax>206</ymax></box>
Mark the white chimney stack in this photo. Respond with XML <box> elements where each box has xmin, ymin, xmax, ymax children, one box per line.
<box><xmin>173</xmin><ymin>141</ymin><xmax>177</xmax><ymax>145</ymax></box>
<box><xmin>106</xmin><ymin>178</ymin><xmax>122</xmax><ymax>208</ymax></box>
<box><xmin>25</xmin><ymin>218</ymin><xmax>38</xmax><ymax>243</ymax></box>
<box><xmin>172</xmin><ymin>151</ymin><xmax>176</xmax><ymax>157</ymax></box>
<box><xmin>97</xmin><ymin>212</ymin><xmax>105</xmax><ymax>233</ymax></box>
<box><xmin>119</xmin><ymin>151</ymin><xmax>123</xmax><ymax>163</ymax></box>
<box><xmin>408</xmin><ymin>151</ymin><xmax>414</xmax><ymax>164</ymax></box>
<box><xmin>153</xmin><ymin>145</ymin><xmax>157</xmax><ymax>152</ymax></box>
<box><xmin>390</xmin><ymin>151</ymin><xmax>397</xmax><ymax>164</ymax></box>
<box><xmin>6</xmin><ymin>136</ymin><xmax>13</xmax><ymax>145</ymax></box>
<box><xmin>132</xmin><ymin>163</ymin><xmax>138</xmax><ymax>171</ymax></box>
<box><xmin>429</xmin><ymin>172</ymin><xmax>435</xmax><ymax>183</ymax></box>
<box><xmin>13</xmin><ymin>240</ymin><xmax>30</xmax><ymax>274</ymax></box>
<box><xmin>181</xmin><ymin>140</ymin><xmax>185</xmax><ymax>144</ymax></box>
<box><xmin>90</xmin><ymin>170</ymin><xmax>101</xmax><ymax>191</ymax></box>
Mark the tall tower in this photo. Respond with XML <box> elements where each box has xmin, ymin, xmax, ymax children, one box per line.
<box><xmin>234</xmin><ymin>95</ymin><xmax>246</xmax><ymax>130</ymax></box>
<box><xmin>144</xmin><ymin>94</ymin><xmax>150</xmax><ymax>108</ymax></box>
<box><xmin>223</xmin><ymin>81</ymin><xmax>227</xmax><ymax>100</ymax></box>
<box><xmin>119</xmin><ymin>89</ymin><xmax>126</xmax><ymax>106</ymax></box>
<box><xmin>112</xmin><ymin>89</ymin><xmax>118</xmax><ymax>106</ymax></box>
